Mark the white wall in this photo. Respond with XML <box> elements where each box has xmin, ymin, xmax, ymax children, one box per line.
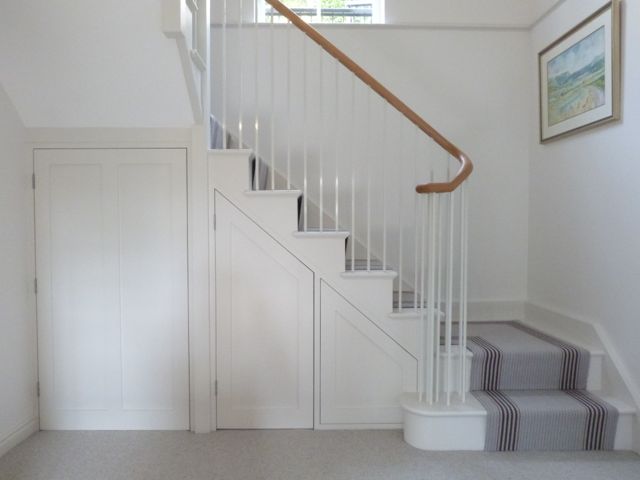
<box><xmin>385</xmin><ymin>0</ymin><xmax>561</xmax><ymax>27</ymax></box>
<box><xmin>0</xmin><ymin>0</ymin><xmax>193</xmax><ymax>128</ymax></box>
<box><xmin>323</xmin><ymin>27</ymin><xmax>531</xmax><ymax>306</ymax></box>
<box><xmin>529</xmin><ymin>0</ymin><xmax>640</xmax><ymax>393</ymax></box>
<box><xmin>212</xmin><ymin>24</ymin><xmax>531</xmax><ymax>310</ymax></box>
<box><xmin>0</xmin><ymin>84</ymin><xmax>38</xmax><ymax>455</ymax></box>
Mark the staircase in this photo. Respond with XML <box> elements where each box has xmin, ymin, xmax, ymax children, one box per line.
<box><xmin>209</xmin><ymin>0</ymin><xmax>636</xmax><ymax>451</ymax></box>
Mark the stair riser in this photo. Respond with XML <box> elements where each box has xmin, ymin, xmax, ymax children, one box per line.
<box><xmin>337</xmin><ymin>277</ymin><xmax>394</xmax><ymax>316</ymax></box>
<box><xmin>212</xmin><ymin>151</ymin><xmax>253</xmax><ymax>193</ymax></box>
<box><xmin>291</xmin><ymin>237</ymin><xmax>350</xmax><ymax>273</ymax></box>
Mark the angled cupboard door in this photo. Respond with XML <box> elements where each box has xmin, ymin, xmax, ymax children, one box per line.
<box><xmin>35</xmin><ymin>149</ymin><xmax>189</xmax><ymax>430</ymax></box>
<box><xmin>215</xmin><ymin>193</ymin><xmax>314</xmax><ymax>429</ymax></box>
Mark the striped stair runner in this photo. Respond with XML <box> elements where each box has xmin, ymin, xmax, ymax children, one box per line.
<box><xmin>468</xmin><ymin>322</ymin><xmax>618</xmax><ymax>452</ymax></box>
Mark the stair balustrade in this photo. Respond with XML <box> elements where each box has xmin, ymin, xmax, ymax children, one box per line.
<box><xmin>211</xmin><ymin>0</ymin><xmax>473</xmax><ymax>406</ymax></box>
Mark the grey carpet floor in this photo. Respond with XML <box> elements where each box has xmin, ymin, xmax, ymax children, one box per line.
<box><xmin>0</xmin><ymin>431</ymin><xmax>638</xmax><ymax>480</ymax></box>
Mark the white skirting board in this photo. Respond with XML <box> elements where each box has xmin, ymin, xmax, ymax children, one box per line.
<box><xmin>0</xmin><ymin>418</ymin><xmax>38</xmax><ymax>459</ymax></box>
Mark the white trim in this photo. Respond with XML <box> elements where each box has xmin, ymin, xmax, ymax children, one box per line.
<box><xmin>212</xmin><ymin>22</ymin><xmax>532</xmax><ymax>32</ymax></box>
<box><xmin>525</xmin><ymin>301</ymin><xmax>640</xmax><ymax>412</ymax></box>
<box><xmin>208</xmin><ymin>152</ymin><xmax>218</xmax><ymax>431</ymax></box>
<box><xmin>190</xmin><ymin>49</ymin><xmax>207</xmax><ymax>72</ymax></box>
<box><xmin>0</xmin><ymin>418</ymin><xmax>38</xmax><ymax>459</ymax></box>
<box><xmin>26</xmin><ymin>128</ymin><xmax>215</xmax><ymax>434</ymax></box>
<box><xmin>164</xmin><ymin>0</ymin><xmax>206</xmax><ymax>123</ymax></box>
<box><xmin>189</xmin><ymin>125</ymin><xmax>213</xmax><ymax>433</ymax></box>
<box><xmin>27</xmin><ymin>128</ymin><xmax>193</xmax><ymax>146</ymax></box>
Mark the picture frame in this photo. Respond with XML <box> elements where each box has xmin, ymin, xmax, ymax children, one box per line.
<box><xmin>539</xmin><ymin>0</ymin><xmax>621</xmax><ymax>143</ymax></box>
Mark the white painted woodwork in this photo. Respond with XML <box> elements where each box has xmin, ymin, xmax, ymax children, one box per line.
<box><xmin>401</xmin><ymin>393</ymin><xmax>486</xmax><ymax>451</ymax></box>
<box><xmin>400</xmin><ymin>393</ymin><xmax>636</xmax><ymax>452</ymax></box>
<box><xmin>215</xmin><ymin>193</ymin><xmax>314</xmax><ymax>429</ymax></box>
<box><xmin>35</xmin><ymin>148</ymin><xmax>189</xmax><ymax>430</ymax></box>
<box><xmin>320</xmin><ymin>282</ymin><xmax>416</xmax><ymax>426</ymax></box>
<box><xmin>163</xmin><ymin>0</ymin><xmax>209</xmax><ymax>122</ymax></box>
<box><xmin>210</xmin><ymin>152</ymin><xmax>415</xmax><ymax>355</ymax></box>
<box><xmin>0</xmin><ymin>85</ymin><xmax>38</xmax><ymax>456</ymax></box>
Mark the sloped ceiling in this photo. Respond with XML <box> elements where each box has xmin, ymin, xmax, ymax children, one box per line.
<box><xmin>0</xmin><ymin>0</ymin><xmax>193</xmax><ymax>128</ymax></box>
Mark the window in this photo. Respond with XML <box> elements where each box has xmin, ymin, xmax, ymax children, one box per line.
<box><xmin>258</xmin><ymin>0</ymin><xmax>385</xmax><ymax>24</ymax></box>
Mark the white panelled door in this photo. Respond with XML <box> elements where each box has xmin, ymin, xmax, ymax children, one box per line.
<box><xmin>35</xmin><ymin>149</ymin><xmax>189</xmax><ymax>430</ymax></box>
<box><xmin>215</xmin><ymin>194</ymin><xmax>314</xmax><ymax>429</ymax></box>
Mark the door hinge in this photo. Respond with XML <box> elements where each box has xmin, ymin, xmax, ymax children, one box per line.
<box><xmin>32</xmin><ymin>173</ymin><xmax>36</xmax><ymax>190</ymax></box>
<box><xmin>214</xmin><ymin>380</ymin><xmax>218</xmax><ymax>396</ymax></box>
<box><xmin>37</xmin><ymin>381</ymin><xmax>40</xmax><ymax>397</ymax></box>
<box><xmin>34</xmin><ymin>278</ymin><xmax>38</xmax><ymax>295</ymax></box>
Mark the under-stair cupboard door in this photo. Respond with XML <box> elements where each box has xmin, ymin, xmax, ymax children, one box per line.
<box><xmin>320</xmin><ymin>282</ymin><xmax>417</xmax><ymax>427</ymax></box>
<box><xmin>215</xmin><ymin>193</ymin><xmax>314</xmax><ymax>429</ymax></box>
<box><xmin>35</xmin><ymin>149</ymin><xmax>189</xmax><ymax>430</ymax></box>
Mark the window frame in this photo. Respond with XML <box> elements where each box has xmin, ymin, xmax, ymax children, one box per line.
<box><xmin>257</xmin><ymin>0</ymin><xmax>385</xmax><ymax>25</ymax></box>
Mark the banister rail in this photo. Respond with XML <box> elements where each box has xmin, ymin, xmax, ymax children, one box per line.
<box><xmin>265</xmin><ymin>0</ymin><xmax>473</xmax><ymax>194</ymax></box>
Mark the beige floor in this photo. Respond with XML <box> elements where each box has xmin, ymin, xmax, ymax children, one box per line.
<box><xmin>0</xmin><ymin>430</ymin><xmax>639</xmax><ymax>480</ymax></box>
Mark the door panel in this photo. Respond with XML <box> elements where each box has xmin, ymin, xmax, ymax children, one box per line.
<box><xmin>215</xmin><ymin>193</ymin><xmax>314</xmax><ymax>429</ymax></box>
<box><xmin>35</xmin><ymin>149</ymin><xmax>189</xmax><ymax>430</ymax></box>
<box><xmin>320</xmin><ymin>282</ymin><xmax>417</xmax><ymax>426</ymax></box>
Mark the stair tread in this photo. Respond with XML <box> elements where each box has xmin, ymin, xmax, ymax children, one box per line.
<box><xmin>345</xmin><ymin>259</ymin><xmax>385</xmax><ymax>271</ymax></box>
<box><xmin>244</xmin><ymin>189</ymin><xmax>302</xmax><ymax>197</ymax></box>
<box><xmin>293</xmin><ymin>230</ymin><xmax>350</xmax><ymax>239</ymax></box>
<box><xmin>341</xmin><ymin>270</ymin><xmax>397</xmax><ymax>279</ymax></box>
<box><xmin>467</xmin><ymin>321</ymin><xmax>590</xmax><ymax>391</ymax></box>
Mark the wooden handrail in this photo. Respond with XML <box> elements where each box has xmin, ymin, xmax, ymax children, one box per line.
<box><xmin>265</xmin><ymin>0</ymin><xmax>473</xmax><ymax>194</ymax></box>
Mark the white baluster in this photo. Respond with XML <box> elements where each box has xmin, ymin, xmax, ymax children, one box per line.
<box><xmin>382</xmin><ymin>104</ymin><xmax>387</xmax><ymax>271</ymax></box>
<box><xmin>435</xmin><ymin>189</ymin><xmax>444</xmax><ymax>403</ymax></box>
<box><xmin>254</xmin><ymin>18</ymin><xmax>260</xmax><ymax>190</ymax></box>
<box><xmin>413</xmin><ymin>130</ymin><xmax>419</xmax><ymax>309</ymax></box>
<box><xmin>428</xmin><ymin>187</ymin><xmax>437</xmax><ymax>405</ymax></box>
<box><xmin>238</xmin><ymin>0</ymin><xmax>244</xmax><ymax>147</ymax></box>
<box><xmin>458</xmin><ymin>184</ymin><xmax>464</xmax><ymax>399</ymax></box>
<box><xmin>397</xmin><ymin>123</ymin><xmax>404</xmax><ymax>311</ymax></box>
<box><xmin>270</xmin><ymin>11</ymin><xmax>275</xmax><ymax>189</ymax></box>
<box><xmin>334</xmin><ymin>60</ymin><xmax>340</xmax><ymax>231</ymax></box>
<box><xmin>460</xmin><ymin>182</ymin><xmax>469</xmax><ymax>403</ymax></box>
<box><xmin>423</xmin><ymin>194</ymin><xmax>432</xmax><ymax>404</ymax></box>
<box><xmin>445</xmin><ymin>188</ymin><xmax>455</xmax><ymax>406</ymax></box>
<box><xmin>286</xmin><ymin>22</ymin><xmax>291</xmax><ymax>189</ymax></box>
<box><xmin>350</xmin><ymin>75</ymin><xmax>356</xmax><ymax>271</ymax></box>
<box><xmin>366</xmin><ymin>90</ymin><xmax>371</xmax><ymax>271</ymax></box>
<box><xmin>222</xmin><ymin>0</ymin><xmax>228</xmax><ymax>149</ymax></box>
<box><xmin>303</xmin><ymin>39</ymin><xmax>308</xmax><ymax>231</ymax></box>
<box><xmin>319</xmin><ymin>53</ymin><xmax>324</xmax><ymax>231</ymax></box>
<box><xmin>418</xmin><ymin>196</ymin><xmax>426</xmax><ymax>402</ymax></box>
<box><xmin>415</xmin><ymin>196</ymin><xmax>429</xmax><ymax>402</ymax></box>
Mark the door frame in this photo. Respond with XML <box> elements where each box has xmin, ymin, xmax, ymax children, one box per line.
<box><xmin>29</xmin><ymin>128</ymin><xmax>212</xmax><ymax>432</ymax></box>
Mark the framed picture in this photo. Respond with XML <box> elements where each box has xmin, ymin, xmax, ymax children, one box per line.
<box><xmin>539</xmin><ymin>0</ymin><xmax>621</xmax><ymax>143</ymax></box>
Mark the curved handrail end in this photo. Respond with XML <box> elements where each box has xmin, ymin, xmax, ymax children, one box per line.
<box><xmin>415</xmin><ymin>152</ymin><xmax>473</xmax><ymax>194</ymax></box>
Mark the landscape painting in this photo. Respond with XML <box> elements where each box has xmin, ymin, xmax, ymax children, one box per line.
<box><xmin>539</xmin><ymin>0</ymin><xmax>620</xmax><ymax>143</ymax></box>
<box><xmin>547</xmin><ymin>27</ymin><xmax>605</xmax><ymax>127</ymax></box>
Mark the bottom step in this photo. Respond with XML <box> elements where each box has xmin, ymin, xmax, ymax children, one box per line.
<box><xmin>401</xmin><ymin>392</ymin><xmax>634</xmax><ymax>452</ymax></box>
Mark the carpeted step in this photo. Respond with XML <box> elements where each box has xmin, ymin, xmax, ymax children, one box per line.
<box><xmin>250</xmin><ymin>156</ymin><xmax>270</xmax><ymax>191</ymax></box>
<box><xmin>467</xmin><ymin>322</ymin><xmax>590</xmax><ymax>391</ymax></box>
<box><xmin>393</xmin><ymin>290</ymin><xmax>426</xmax><ymax>310</ymax></box>
<box><xmin>473</xmin><ymin>389</ymin><xmax>619</xmax><ymax>452</ymax></box>
<box><xmin>346</xmin><ymin>258</ymin><xmax>385</xmax><ymax>271</ymax></box>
